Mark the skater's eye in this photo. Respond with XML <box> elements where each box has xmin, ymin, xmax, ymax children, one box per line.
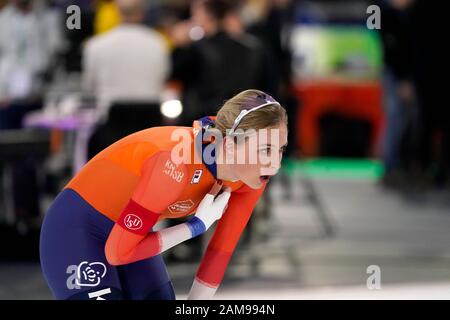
<box><xmin>259</xmin><ymin>147</ymin><xmax>272</xmax><ymax>155</ymax></box>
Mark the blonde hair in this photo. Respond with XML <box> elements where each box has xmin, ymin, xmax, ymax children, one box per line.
<box><xmin>215</xmin><ymin>89</ymin><xmax>288</xmax><ymax>137</ymax></box>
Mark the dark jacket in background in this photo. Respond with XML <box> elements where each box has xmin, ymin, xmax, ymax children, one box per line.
<box><xmin>171</xmin><ymin>30</ymin><xmax>271</xmax><ymax>125</ymax></box>
<box><xmin>378</xmin><ymin>1</ymin><xmax>414</xmax><ymax>81</ymax></box>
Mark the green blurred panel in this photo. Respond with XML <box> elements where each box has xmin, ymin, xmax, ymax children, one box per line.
<box><xmin>292</xmin><ymin>25</ymin><xmax>383</xmax><ymax>79</ymax></box>
<box><xmin>282</xmin><ymin>157</ymin><xmax>384</xmax><ymax>180</ymax></box>
<box><xmin>323</xmin><ymin>27</ymin><xmax>383</xmax><ymax>77</ymax></box>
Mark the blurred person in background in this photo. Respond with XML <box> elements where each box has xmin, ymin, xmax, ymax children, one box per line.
<box><xmin>409</xmin><ymin>0</ymin><xmax>449</xmax><ymax>190</ymax></box>
<box><xmin>0</xmin><ymin>0</ymin><xmax>61</xmax><ymax>127</ymax></box>
<box><xmin>0</xmin><ymin>0</ymin><xmax>62</xmax><ymax>228</ymax></box>
<box><xmin>83</xmin><ymin>0</ymin><xmax>170</xmax><ymax>159</ymax></box>
<box><xmin>244</xmin><ymin>0</ymin><xmax>295</xmax><ymax>107</ymax></box>
<box><xmin>143</xmin><ymin>0</ymin><xmax>191</xmax><ymax>31</ymax></box>
<box><xmin>169</xmin><ymin>0</ymin><xmax>273</xmax><ymax>126</ymax></box>
<box><xmin>377</xmin><ymin>0</ymin><xmax>417</xmax><ymax>188</ymax></box>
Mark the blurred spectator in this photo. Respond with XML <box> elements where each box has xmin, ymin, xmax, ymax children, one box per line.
<box><xmin>409</xmin><ymin>0</ymin><xmax>449</xmax><ymax>189</ymax></box>
<box><xmin>244</xmin><ymin>0</ymin><xmax>293</xmax><ymax>98</ymax></box>
<box><xmin>170</xmin><ymin>0</ymin><xmax>271</xmax><ymax>126</ymax></box>
<box><xmin>143</xmin><ymin>0</ymin><xmax>191</xmax><ymax>31</ymax></box>
<box><xmin>0</xmin><ymin>0</ymin><xmax>61</xmax><ymax>117</ymax></box>
<box><xmin>84</xmin><ymin>0</ymin><xmax>170</xmax><ymax>158</ymax></box>
<box><xmin>140</xmin><ymin>0</ymin><xmax>198</xmax><ymax>53</ymax></box>
<box><xmin>378</xmin><ymin>0</ymin><xmax>417</xmax><ymax>187</ymax></box>
<box><xmin>0</xmin><ymin>0</ymin><xmax>61</xmax><ymax>230</ymax></box>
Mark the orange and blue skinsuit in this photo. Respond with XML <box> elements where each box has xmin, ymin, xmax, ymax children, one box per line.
<box><xmin>39</xmin><ymin>116</ymin><xmax>266</xmax><ymax>300</ymax></box>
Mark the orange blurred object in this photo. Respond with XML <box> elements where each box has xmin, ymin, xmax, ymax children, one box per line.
<box><xmin>293</xmin><ymin>79</ymin><xmax>384</xmax><ymax>157</ymax></box>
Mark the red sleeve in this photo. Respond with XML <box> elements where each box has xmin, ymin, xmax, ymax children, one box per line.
<box><xmin>105</xmin><ymin>151</ymin><xmax>188</xmax><ymax>265</ymax></box>
<box><xmin>195</xmin><ymin>184</ymin><xmax>266</xmax><ymax>288</ymax></box>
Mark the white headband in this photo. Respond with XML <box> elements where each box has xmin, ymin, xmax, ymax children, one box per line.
<box><xmin>228</xmin><ymin>101</ymin><xmax>281</xmax><ymax>136</ymax></box>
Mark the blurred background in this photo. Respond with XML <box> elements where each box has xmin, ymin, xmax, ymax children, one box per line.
<box><xmin>1</xmin><ymin>0</ymin><xmax>450</xmax><ymax>299</ymax></box>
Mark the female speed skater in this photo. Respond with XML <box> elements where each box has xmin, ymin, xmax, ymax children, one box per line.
<box><xmin>39</xmin><ymin>89</ymin><xmax>288</xmax><ymax>300</ymax></box>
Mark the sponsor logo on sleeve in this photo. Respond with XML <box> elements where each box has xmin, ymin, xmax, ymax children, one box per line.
<box><xmin>168</xmin><ymin>200</ymin><xmax>195</xmax><ymax>214</ymax></box>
